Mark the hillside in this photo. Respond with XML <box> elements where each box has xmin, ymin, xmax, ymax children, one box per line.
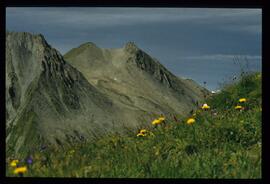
<box><xmin>6</xmin><ymin>72</ymin><xmax>261</xmax><ymax>178</ymax></box>
<box><xmin>6</xmin><ymin>32</ymin><xmax>208</xmax><ymax>156</ymax></box>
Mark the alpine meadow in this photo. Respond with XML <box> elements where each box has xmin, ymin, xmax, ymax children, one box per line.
<box><xmin>5</xmin><ymin>8</ymin><xmax>262</xmax><ymax>178</ymax></box>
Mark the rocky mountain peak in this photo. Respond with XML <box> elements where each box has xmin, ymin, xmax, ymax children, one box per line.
<box><xmin>80</xmin><ymin>42</ymin><xmax>99</xmax><ymax>48</ymax></box>
<box><xmin>124</xmin><ymin>41</ymin><xmax>139</xmax><ymax>53</ymax></box>
<box><xmin>6</xmin><ymin>31</ymin><xmax>49</xmax><ymax>48</ymax></box>
<box><xmin>64</xmin><ymin>41</ymin><xmax>102</xmax><ymax>60</ymax></box>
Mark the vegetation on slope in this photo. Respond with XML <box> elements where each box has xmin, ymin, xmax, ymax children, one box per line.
<box><xmin>6</xmin><ymin>72</ymin><xmax>261</xmax><ymax>178</ymax></box>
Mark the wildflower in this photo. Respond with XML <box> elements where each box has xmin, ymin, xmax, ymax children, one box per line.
<box><xmin>137</xmin><ymin>129</ymin><xmax>152</xmax><ymax>137</ymax></box>
<box><xmin>14</xmin><ymin>166</ymin><xmax>27</xmax><ymax>174</ymax></box>
<box><xmin>10</xmin><ymin>160</ymin><xmax>19</xmax><ymax>167</ymax></box>
<box><xmin>239</xmin><ymin>98</ymin><xmax>247</xmax><ymax>103</ymax></box>
<box><xmin>152</xmin><ymin>119</ymin><xmax>161</xmax><ymax>125</ymax></box>
<box><xmin>201</xmin><ymin>103</ymin><xmax>210</xmax><ymax>110</ymax></box>
<box><xmin>187</xmin><ymin>118</ymin><xmax>195</xmax><ymax>125</ymax></box>
<box><xmin>235</xmin><ymin>105</ymin><xmax>243</xmax><ymax>110</ymax></box>
<box><xmin>137</xmin><ymin>132</ymin><xmax>146</xmax><ymax>137</ymax></box>
<box><xmin>158</xmin><ymin>116</ymin><xmax>165</xmax><ymax>121</ymax></box>
<box><xmin>152</xmin><ymin>115</ymin><xmax>166</xmax><ymax>126</ymax></box>
<box><xmin>26</xmin><ymin>158</ymin><xmax>33</xmax><ymax>165</ymax></box>
<box><xmin>158</xmin><ymin>115</ymin><xmax>165</xmax><ymax>122</ymax></box>
<box><xmin>140</xmin><ymin>129</ymin><xmax>147</xmax><ymax>134</ymax></box>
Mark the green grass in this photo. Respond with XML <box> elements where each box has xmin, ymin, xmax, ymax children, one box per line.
<box><xmin>6</xmin><ymin>72</ymin><xmax>262</xmax><ymax>178</ymax></box>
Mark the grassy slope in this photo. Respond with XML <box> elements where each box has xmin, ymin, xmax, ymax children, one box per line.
<box><xmin>6</xmin><ymin>72</ymin><xmax>261</xmax><ymax>178</ymax></box>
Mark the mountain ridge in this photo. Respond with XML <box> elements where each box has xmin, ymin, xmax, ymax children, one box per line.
<box><xmin>6</xmin><ymin>31</ymin><xmax>125</xmax><ymax>154</ymax></box>
<box><xmin>64</xmin><ymin>40</ymin><xmax>209</xmax><ymax>113</ymax></box>
<box><xmin>6</xmin><ymin>31</ymin><xmax>209</xmax><ymax>155</ymax></box>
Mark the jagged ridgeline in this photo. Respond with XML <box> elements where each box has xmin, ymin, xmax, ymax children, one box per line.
<box><xmin>6</xmin><ymin>32</ymin><xmax>209</xmax><ymax>155</ymax></box>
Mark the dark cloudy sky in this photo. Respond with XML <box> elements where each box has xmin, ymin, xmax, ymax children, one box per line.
<box><xmin>6</xmin><ymin>8</ymin><xmax>262</xmax><ymax>90</ymax></box>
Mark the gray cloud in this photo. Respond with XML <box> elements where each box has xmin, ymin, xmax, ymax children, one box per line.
<box><xmin>6</xmin><ymin>8</ymin><xmax>261</xmax><ymax>90</ymax></box>
<box><xmin>6</xmin><ymin>8</ymin><xmax>261</xmax><ymax>33</ymax></box>
<box><xmin>179</xmin><ymin>54</ymin><xmax>261</xmax><ymax>61</ymax></box>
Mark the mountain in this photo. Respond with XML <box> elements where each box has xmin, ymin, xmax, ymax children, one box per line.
<box><xmin>64</xmin><ymin>41</ymin><xmax>209</xmax><ymax>117</ymax></box>
<box><xmin>6</xmin><ymin>32</ymin><xmax>209</xmax><ymax>155</ymax></box>
<box><xmin>6</xmin><ymin>32</ymin><xmax>126</xmax><ymax>154</ymax></box>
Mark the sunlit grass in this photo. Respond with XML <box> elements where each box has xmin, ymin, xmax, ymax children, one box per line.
<box><xmin>6</xmin><ymin>72</ymin><xmax>261</xmax><ymax>178</ymax></box>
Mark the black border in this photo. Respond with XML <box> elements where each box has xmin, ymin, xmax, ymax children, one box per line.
<box><xmin>3</xmin><ymin>0</ymin><xmax>264</xmax><ymax>8</ymax></box>
<box><xmin>1</xmin><ymin>0</ymin><xmax>268</xmax><ymax>183</ymax></box>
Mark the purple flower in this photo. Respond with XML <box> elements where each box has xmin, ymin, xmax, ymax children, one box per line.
<box><xmin>26</xmin><ymin>157</ymin><xmax>33</xmax><ymax>165</ymax></box>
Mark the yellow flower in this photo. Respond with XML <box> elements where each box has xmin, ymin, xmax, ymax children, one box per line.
<box><xmin>201</xmin><ymin>103</ymin><xmax>210</xmax><ymax>109</ymax></box>
<box><xmin>140</xmin><ymin>129</ymin><xmax>147</xmax><ymax>134</ymax></box>
<box><xmin>137</xmin><ymin>132</ymin><xmax>146</xmax><ymax>137</ymax></box>
<box><xmin>158</xmin><ymin>116</ymin><xmax>165</xmax><ymax>121</ymax></box>
<box><xmin>235</xmin><ymin>105</ymin><xmax>243</xmax><ymax>110</ymax></box>
<box><xmin>10</xmin><ymin>160</ymin><xmax>19</xmax><ymax>167</ymax></box>
<box><xmin>137</xmin><ymin>129</ymin><xmax>154</xmax><ymax>137</ymax></box>
<box><xmin>239</xmin><ymin>98</ymin><xmax>247</xmax><ymax>103</ymax></box>
<box><xmin>152</xmin><ymin>115</ymin><xmax>165</xmax><ymax>125</ymax></box>
<box><xmin>187</xmin><ymin>118</ymin><xmax>195</xmax><ymax>125</ymax></box>
<box><xmin>14</xmin><ymin>166</ymin><xmax>27</xmax><ymax>174</ymax></box>
<box><xmin>152</xmin><ymin>119</ymin><xmax>161</xmax><ymax>125</ymax></box>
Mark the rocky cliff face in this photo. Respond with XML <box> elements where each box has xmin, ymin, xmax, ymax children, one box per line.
<box><xmin>6</xmin><ymin>32</ymin><xmax>124</xmax><ymax>154</ymax></box>
<box><xmin>123</xmin><ymin>42</ymin><xmax>208</xmax><ymax>100</ymax></box>
<box><xmin>6</xmin><ymin>32</ymin><xmax>209</xmax><ymax>155</ymax></box>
